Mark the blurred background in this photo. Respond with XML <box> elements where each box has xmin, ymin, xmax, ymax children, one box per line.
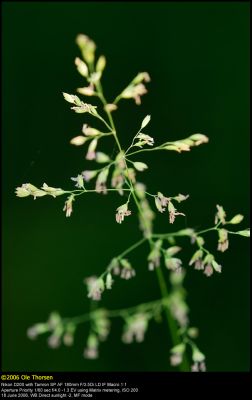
<box><xmin>2</xmin><ymin>2</ymin><xmax>250</xmax><ymax>371</ymax></box>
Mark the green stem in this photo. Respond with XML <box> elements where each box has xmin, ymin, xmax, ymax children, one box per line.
<box><xmin>64</xmin><ymin>296</ymin><xmax>169</xmax><ymax>326</ymax></box>
<box><xmin>125</xmin><ymin>128</ymin><xmax>142</xmax><ymax>155</ymax></box>
<box><xmin>152</xmin><ymin>231</ymin><xmax>192</xmax><ymax>239</ymax></box>
<box><xmin>196</xmin><ymin>223</ymin><xmax>221</xmax><ymax>235</ymax></box>
<box><xmin>127</xmin><ymin>147</ymin><xmax>161</xmax><ymax>157</ymax></box>
<box><xmin>112</xmin><ymin>74</ymin><xmax>144</xmax><ymax>106</ymax></box>
<box><xmin>145</xmin><ymin>191</ymin><xmax>156</xmax><ymax>198</ymax></box>
<box><xmin>95</xmin><ymin>114</ymin><xmax>114</xmax><ymax>132</ymax></box>
<box><xmin>227</xmin><ymin>230</ymin><xmax>246</xmax><ymax>235</ymax></box>
<box><xmin>113</xmin><ymin>94</ymin><xmax>122</xmax><ymax>105</ymax></box>
<box><xmin>98</xmin><ymin>237</ymin><xmax>146</xmax><ymax>281</ymax></box>
<box><xmin>96</xmin><ymin>82</ymin><xmax>122</xmax><ymax>153</ymax></box>
<box><xmin>72</xmin><ymin>188</ymin><xmax>132</xmax><ymax>194</ymax></box>
<box><xmin>199</xmin><ymin>245</ymin><xmax>210</xmax><ymax>255</ymax></box>
<box><xmin>117</xmin><ymin>237</ymin><xmax>147</xmax><ymax>260</ymax></box>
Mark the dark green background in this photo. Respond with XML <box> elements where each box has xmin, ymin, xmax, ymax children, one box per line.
<box><xmin>2</xmin><ymin>2</ymin><xmax>250</xmax><ymax>371</ymax></box>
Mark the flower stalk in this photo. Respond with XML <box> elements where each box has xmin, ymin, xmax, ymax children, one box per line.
<box><xmin>17</xmin><ymin>34</ymin><xmax>249</xmax><ymax>372</ymax></box>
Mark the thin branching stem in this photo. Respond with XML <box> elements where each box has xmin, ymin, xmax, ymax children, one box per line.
<box><xmin>20</xmin><ymin>36</ymin><xmax>249</xmax><ymax>372</ymax></box>
<box><xmin>64</xmin><ymin>296</ymin><xmax>169</xmax><ymax>326</ymax></box>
